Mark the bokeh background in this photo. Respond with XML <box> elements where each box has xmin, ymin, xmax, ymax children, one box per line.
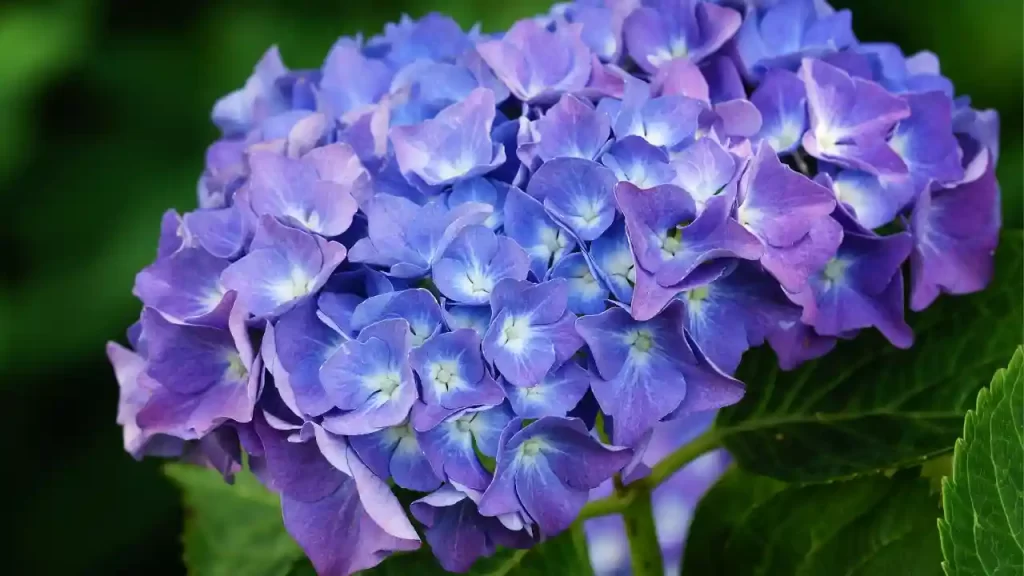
<box><xmin>1</xmin><ymin>0</ymin><xmax>1019</xmax><ymax>573</ymax></box>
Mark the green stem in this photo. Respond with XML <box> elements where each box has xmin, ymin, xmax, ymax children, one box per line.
<box><xmin>793</xmin><ymin>149</ymin><xmax>811</xmax><ymax>175</ymax></box>
<box><xmin>643</xmin><ymin>428</ymin><xmax>720</xmax><ymax>487</ymax></box>
<box><xmin>619</xmin><ymin>484</ymin><xmax>664</xmax><ymax>576</ymax></box>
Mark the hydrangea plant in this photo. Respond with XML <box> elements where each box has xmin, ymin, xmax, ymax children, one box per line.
<box><xmin>108</xmin><ymin>1</ymin><xmax>1020</xmax><ymax>574</ymax></box>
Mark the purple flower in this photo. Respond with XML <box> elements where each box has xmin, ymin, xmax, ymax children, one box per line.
<box><xmin>448</xmin><ymin>178</ymin><xmax>510</xmax><ymax>230</ymax></box>
<box><xmin>350</xmin><ymin>288</ymin><xmax>443</xmax><ymax>347</ymax></box>
<box><xmin>212</xmin><ymin>46</ymin><xmax>288</xmax><ymax>137</ymax></box>
<box><xmin>184</xmin><ymin>192</ymin><xmax>257</xmax><ymax>260</ymax></box>
<box><xmin>503</xmin><ymin>187</ymin><xmax>577</xmax><ymax>280</ymax></box>
<box><xmin>550</xmin><ymin>1</ymin><xmax>627</xmax><ymax>62</ymax></box>
<box><xmin>441</xmin><ymin>303</ymin><xmax>493</xmax><ymax>339</ymax></box>
<box><xmin>502</xmin><ymin>360</ymin><xmax>592</xmax><ymax>418</ymax></box>
<box><xmin>134</xmin><ymin>305</ymin><xmax>261</xmax><ymax>438</ymax></box>
<box><xmin>601</xmin><ymin>136</ymin><xmax>677</xmax><ymax>188</ymax></box>
<box><xmin>680</xmin><ymin>262</ymin><xmax>799</xmax><ymax>374</ymax></box>
<box><xmin>349</xmin><ymin>423</ymin><xmax>443</xmax><ymax>492</ymax></box>
<box><xmin>411</xmin><ymin>482</ymin><xmax>534</xmax><ymax>572</ymax></box>
<box><xmin>528</xmin><ymin>157</ymin><xmax>618</xmax><ymax>241</ymax></box>
<box><xmin>247</xmin><ymin>144</ymin><xmax>364</xmax><ymax>237</ymax></box>
<box><xmin>736</xmin><ymin>144</ymin><xmax>841</xmax><ymax>293</ymax></box>
<box><xmin>107</xmin><ymin>341</ymin><xmax>185</xmax><ymax>459</ymax></box>
<box><xmin>550</xmin><ymin>252</ymin><xmax>611</xmax><ymax>315</ymax></box>
<box><xmin>888</xmin><ymin>91</ymin><xmax>965</xmax><ymax>193</ymax></box>
<box><xmin>409</xmin><ymin>328</ymin><xmax>505</xmax><ymax>411</ymax></box>
<box><xmin>750</xmin><ymin>68</ymin><xmax>807</xmax><ymax>155</ymax></box>
<box><xmin>391</xmin><ymin>88</ymin><xmax>507</xmax><ymax>189</ymax></box>
<box><xmin>610</xmin><ymin>78</ymin><xmax>705</xmax><ymax>150</ymax></box>
<box><xmin>318</xmin><ymin>41</ymin><xmax>393</xmax><ymax>121</ymax></box>
<box><xmin>478</xmin><ymin>417</ymin><xmax>632</xmax><ymax>535</ymax></box>
<box><xmin>418</xmin><ymin>404</ymin><xmax>515</xmax><ymax>490</ymax></box>
<box><xmin>433</xmin><ymin>225</ymin><xmax>531</xmax><ymax>305</ymax></box>
<box><xmin>910</xmin><ymin>151</ymin><xmax>1000</xmax><ymax>311</ymax></box>
<box><xmin>623</xmin><ymin>0</ymin><xmax>742</xmax><ymax>73</ymax></box>
<box><xmin>670</xmin><ymin>137</ymin><xmax>737</xmax><ymax>207</ymax></box>
<box><xmin>615</xmin><ymin>182</ymin><xmax>762</xmax><ymax>320</ymax></box>
<box><xmin>856</xmin><ymin>43</ymin><xmax>954</xmax><ymax>96</ymax></box>
<box><xmin>482</xmin><ymin>279</ymin><xmax>584</xmax><ymax>387</ymax></box>
<box><xmin>198</xmin><ymin>140</ymin><xmax>247</xmax><ymax>209</ymax></box>
<box><xmin>319</xmin><ymin>319</ymin><xmax>419</xmax><ymax>435</ymax></box>
<box><xmin>477</xmin><ymin>19</ymin><xmax>592</xmax><ymax>104</ymax></box>
<box><xmin>734</xmin><ymin>0</ymin><xmax>855</xmax><ymax>81</ymax></box>
<box><xmin>348</xmin><ymin>195</ymin><xmax>491</xmax><ymax>277</ymax></box>
<box><xmin>788</xmin><ymin>207</ymin><xmax>914</xmax><ymax>348</ymax></box>
<box><xmin>531</xmin><ymin>93</ymin><xmax>611</xmax><ymax>162</ymax></box>
<box><xmin>800</xmin><ymin>58</ymin><xmax>911</xmax><ymax>175</ymax></box>
<box><xmin>587</xmin><ymin>219</ymin><xmax>635</xmax><ymax>304</ymax></box>
<box><xmin>372</xmin><ymin>13</ymin><xmax>475</xmax><ymax>66</ymax></box>
<box><xmin>133</xmin><ymin>247</ymin><xmax>233</xmax><ymax>326</ymax></box>
<box><xmin>263</xmin><ymin>299</ymin><xmax>340</xmax><ymax>418</ymax></box>
<box><xmin>575</xmin><ymin>303</ymin><xmax>744</xmax><ymax>446</ymax></box>
<box><xmin>220</xmin><ymin>216</ymin><xmax>347</xmax><ymax>319</ymax></box>
<box><xmin>827</xmin><ymin>169</ymin><xmax>916</xmax><ymax>230</ymax></box>
<box><xmin>254</xmin><ymin>415</ymin><xmax>420</xmax><ymax>575</ymax></box>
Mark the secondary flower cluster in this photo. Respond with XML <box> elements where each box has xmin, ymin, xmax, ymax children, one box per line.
<box><xmin>107</xmin><ymin>0</ymin><xmax>1001</xmax><ymax>574</ymax></box>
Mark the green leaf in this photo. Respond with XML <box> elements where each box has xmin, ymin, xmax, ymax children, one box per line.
<box><xmin>715</xmin><ymin>231</ymin><xmax>1023</xmax><ymax>482</ymax></box>
<box><xmin>682</xmin><ymin>468</ymin><xmax>944</xmax><ymax>575</ymax></box>
<box><xmin>938</xmin><ymin>346</ymin><xmax>1024</xmax><ymax>575</ymax></box>
<box><xmin>164</xmin><ymin>464</ymin><xmax>303</xmax><ymax>576</ymax></box>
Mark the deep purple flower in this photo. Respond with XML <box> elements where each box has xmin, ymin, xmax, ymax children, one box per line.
<box><xmin>348</xmin><ymin>423</ymin><xmax>443</xmax><ymax>492</ymax></box>
<box><xmin>800</xmin><ymin>58</ymin><xmax>911</xmax><ymax>175</ymax></box>
<box><xmin>788</xmin><ymin>207</ymin><xmax>914</xmax><ymax>348</ymax></box>
<box><xmin>411</xmin><ymin>482</ymin><xmax>534</xmax><ymax>572</ymax></box>
<box><xmin>109</xmin><ymin>4</ymin><xmax>1004</xmax><ymax>574</ymax></box>
<box><xmin>133</xmin><ymin>305</ymin><xmax>261</xmax><ymax>439</ymax></box>
<box><xmin>615</xmin><ymin>181</ymin><xmax>762</xmax><ymax>320</ymax></box>
<box><xmin>133</xmin><ymin>247</ymin><xmax>233</xmax><ymax>327</ymax></box>
<box><xmin>910</xmin><ymin>151</ymin><xmax>1000</xmax><ymax>311</ymax></box>
<box><xmin>736</xmin><ymin>143</ymin><xmax>841</xmax><ymax>293</ymax></box>
<box><xmin>255</xmin><ymin>415</ymin><xmax>420</xmax><ymax>574</ymax></box>
<box><xmin>575</xmin><ymin>302</ymin><xmax>744</xmax><ymax>446</ymax></box>
<box><xmin>478</xmin><ymin>417</ymin><xmax>632</xmax><ymax>535</ymax></box>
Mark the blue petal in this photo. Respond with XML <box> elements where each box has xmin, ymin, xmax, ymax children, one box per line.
<box><xmin>550</xmin><ymin>252</ymin><xmax>610</xmax><ymax>315</ymax></box>
<box><xmin>503</xmin><ymin>187</ymin><xmax>576</xmax><ymax>279</ymax></box>
<box><xmin>529</xmin><ymin>158</ymin><xmax>618</xmax><ymax>241</ymax></box>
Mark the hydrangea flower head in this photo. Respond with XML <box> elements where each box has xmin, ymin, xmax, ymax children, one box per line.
<box><xmin>107</xmin><ymin>4</ymin><xmax>1001</xmax><ymax>574</ymax></box>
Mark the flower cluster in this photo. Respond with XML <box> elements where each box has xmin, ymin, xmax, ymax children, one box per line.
<box><xmin>107</xmin><ymin>0</ymin><xmax>1001</xmax><ymax>574</ymax></box>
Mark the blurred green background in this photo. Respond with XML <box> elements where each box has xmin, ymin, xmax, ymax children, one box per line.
<box><xmin>1</xmin><ymin>0</ymin><xmax>1018</xmax><ymax>573</ymax></box>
